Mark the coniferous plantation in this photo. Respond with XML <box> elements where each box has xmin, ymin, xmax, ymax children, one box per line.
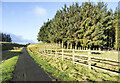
<box><xmin>37</xmin><ymin>2</ymin><xmax>120</xmax><ymax>50</ymax></box>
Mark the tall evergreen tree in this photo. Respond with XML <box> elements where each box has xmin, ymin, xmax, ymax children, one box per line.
<box><xmin>37</xmin><ymin>1</ymin><xmax>118</xmax><ymax>50</ymax></box>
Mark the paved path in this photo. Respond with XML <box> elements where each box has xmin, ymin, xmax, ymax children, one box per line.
<box><xmin>11</xmin><ymin>47</ymin><xmax>52</xmax><ymax>81</ymax></box>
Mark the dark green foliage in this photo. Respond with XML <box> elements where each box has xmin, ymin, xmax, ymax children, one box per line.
<box><xmin>37</xmin><ymin>2</ymin><xmax>119</xmax><ymax>50</ymax></box>
<box><xmin>2</xmin><ymin>43</ymin><xmax>26</xmax><ymax>51</ymax></box>
<box><xmin>0</xmin><ymin>33</ymin><xmax>12</xmax><ymax>42</ymax></box>
<box><xmin>26</xmin><ymin>43</ymin><xmax>31</xmax><ymax>46</ymax></box>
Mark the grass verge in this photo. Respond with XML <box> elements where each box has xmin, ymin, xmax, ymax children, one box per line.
<box><xmin>1</xmin><ymin>55</ymin><xmax>19</xmax><ymax>82</ymax></box>
<box><xmin>2</xmin><ymin>47</ymin><xmax>23</xmax><ymax>61</ymax></box>
<box><xmin>1</xmin><ymin>47</ymin><xmax>23</xmax><ymax>82</ymax></box>
<box><xmin>27</xmin><ymin>47</ymin><xmax>60</xmax><ymax>81</ymax></box>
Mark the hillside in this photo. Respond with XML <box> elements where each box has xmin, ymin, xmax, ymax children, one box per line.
<box><xmin>1</xmin><ymin>42</ymin><xmax>26</xmax><ymax>51</ymax></box>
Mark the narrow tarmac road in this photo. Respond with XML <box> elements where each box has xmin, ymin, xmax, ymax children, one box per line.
<box><xmin>11</xmin><ymin>47</ymin><xmax>52</xmax><ymax>81</ymax></box>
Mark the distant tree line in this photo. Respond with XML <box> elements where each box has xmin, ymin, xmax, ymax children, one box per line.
<box><xmin>37</xmin><ymin>2</ymin><xmax>120</xmax><ymax>50</ymax></box>
<box><xmin>0</xmin><ymin>33</ymin><xmax>12</xmax><ymax>42</ymax></box>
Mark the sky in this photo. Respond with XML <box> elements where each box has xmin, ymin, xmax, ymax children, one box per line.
<box><xmin>1</xmin><ymin>1</ymin><xmax>119</xmax><ymax>44</ymax></box>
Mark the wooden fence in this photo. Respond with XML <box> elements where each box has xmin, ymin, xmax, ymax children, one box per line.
<box><xmin>37</xmin><ymin>45</ymin><xmax>120</xmax><ymax>75</ymax></box>
<box><xmin>29</xmin><ymin>43</ymin><xmax>120</xmax><ymax>75</ymax></box>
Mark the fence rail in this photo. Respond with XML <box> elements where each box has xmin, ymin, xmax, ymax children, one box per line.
<box><xmin>46</xmin><ymin>49</ymin><xmax>119</xmax><ymax>62</ymax></box>
<box><xmin>29</xmin><ymin>44</ymin><xmax>120</xmax><ymax>75</ymax></box>
<box><xmin>38</xmin><ymin>47</ymin><xmax>120</xmax><ymax>75</ymax></box>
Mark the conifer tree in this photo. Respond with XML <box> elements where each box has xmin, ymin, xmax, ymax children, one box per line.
<box><xmin>37</xmin><ymin>1</ymin><xmax>118</xmax><ymax>50</ymax></box>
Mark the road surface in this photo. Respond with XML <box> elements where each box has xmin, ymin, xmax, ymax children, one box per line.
<box><xmin>11</xmin><ymin>47</ymin><xmax>52</xmax><ymax>81</ymax></box>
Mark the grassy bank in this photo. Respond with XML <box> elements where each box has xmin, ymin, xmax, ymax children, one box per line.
<box><xmin>1</xmin><ymin>56</ymin><xmax>19</xmax><ymax>82</ymax></box>
<box><xmin>1</xmin><ymin>42</ymin><xmax>25</xmax><ymax>51</ymax></box>
<box><xmin>2</xmin><ymin>47</ymin><xmax>23</xmax><ymax>61</ymax></box>
<box><xmin>1</xmin><ymin>42</ymin><xmax>24</xmax><ymax>82</ymax></box>
<box><xmin>27</xmin><ymin>45</ymin><xmax>119</xmax><ymax>82</ymax></box>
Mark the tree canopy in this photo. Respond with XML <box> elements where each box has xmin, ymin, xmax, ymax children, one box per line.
<box><xmin>0</xmin><ymin>33</ymin><xmax>12</xmax><ymax>42</ymax></box>
<box><xmin>37</xmin><ymin>2</ymin><xmax>120</xmax><ymax>50</ymax></box>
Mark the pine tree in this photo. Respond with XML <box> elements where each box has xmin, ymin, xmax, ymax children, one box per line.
<box><xmin>37</xmin><ymin>1</ymin><xmax>117</xmax><ymax>50</ymax></box>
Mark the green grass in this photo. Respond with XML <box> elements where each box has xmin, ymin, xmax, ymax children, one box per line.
<box><xmin>2</xmin><ymin>47</ymin><xmax>23</xmax><ymax>61</ymax></box>
<box><xmin>1</xmin><ymin>55</ymin><xmax>19</xmax><ymax>82</ymax></box>
<box><xmin>27</xmin><ymin>45</ymin><xmax>119</xmax><ymax>82</ymax></box>
<box><xmin>1</xmin><ymin>43</ymin><xmax>24</xmax><ymax>82</ymax></box>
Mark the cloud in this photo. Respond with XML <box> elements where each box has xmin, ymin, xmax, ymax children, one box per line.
<box><xmin>10</xmin><ymin>33</ymin><xmax>35</xmax><ymax>44</ymax></box>
<box><xmin>34</xmin><ymin>6</ymin><xmax>47</xmax><ymax>16</ymax></box>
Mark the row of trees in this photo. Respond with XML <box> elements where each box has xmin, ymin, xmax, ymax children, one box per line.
<box><xmin>0</xmin><ymin>33</ymin><xmax>12</xmax><ymax>42</ymax></box>
<box><xmin>37</xmin><ymin>2</ymin><xmax>120</xmax><ymax>50</ymax></box>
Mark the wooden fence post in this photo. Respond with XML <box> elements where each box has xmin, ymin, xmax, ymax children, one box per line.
<box><xmin>59</xmin><ymin>41</ymin><xmax>60</xmax><ymax>47</ymax></box>
<box><xmin>62</xmin><ymin>49</ymin><xmax>64</xmax><ymax>61</ymax></box>
<box><xmin>45</xmin><ymin>43</ymin><xmax>47</xmax><ymax>54</ymax></box>
<box><xmin>67</xmin><ymin>42</ymin><xmax>69</xmax><ymax>49</ymax></box>
<box><xmin>88</xmin><ymin>49</ymin><xmax>91</xmax><ymax>70</ymax></box>
<box><xmin>51</xmin><ymin>44</ymin><xmax>52</xmax><ymax>55</ymax></box>
<box><xmin>118</xmin><ymin>60</ymin><xmax>120</xmax><ymax>74</ymax></box>
<box><xmin>62</xmin><ymin>41</ymin><xmax>63</xmax><ymax>48</ymax></box>
<box><xmin>70</xmin><ymin>43</ymin><xmax>72</xmax><ymax>49</ymax></box>
<box><xmin>55</xmin><ymin>43</ymin><xmax>57</xmax><ymax>57</ymax></box>
<box><xmin>62</xmin><ymin>41</ymin><xmax>64</xmax><ymax>61</ymax></box>
<box><xmin>75</xmin><ymin>45</ymin><xmax>77</xmax><ymax>50</ymax></box>
<box><xmin>44</xmin><ymin>42</ymin><xmax>46</xmax><ymax>55</ymax></box>
<box><xmin>73</xmin><ymin>49</ymin><xmax>75</xmax><ymax>64</ymax></box>
<box><xmin>86</xmin><ymin>47</ymin><xmax>88</xmax><ymax>50</ymax></box>
<box><xmin>99</xmin><ymin>48</ymin><xmax>101</xmax><ymax>53</ymax></box>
